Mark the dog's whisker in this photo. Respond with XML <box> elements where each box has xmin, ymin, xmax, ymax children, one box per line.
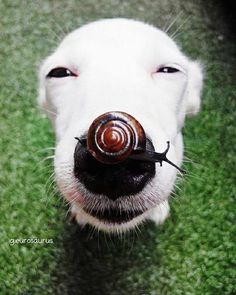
<box><xmin>182</xmin><ymin>158</ymin><xmax>204</xmax><ymax>171</ymax></box>
<box><xmin>33</xmin><ymin>160</ymin><xmax>53</xmax><ymax>170</ymax></box>
<box><xmin>162</xmin><ymin>13</ymin><xmax>175</xmax><ymax>32</ymax></box>
<box><xmin>44</xmin><ymin>186</ymin><xmax>58</xmax><ymax>208</ymax></box>
<box><xmin>175</xmin><ymin>175</ymin><xmax>185</xmax><ymax>187</ymax></box>
<box><xmin>182</xmin><ymin>147</ymin><xmax>200</xmax><ymax>160</ymax></box>
<box><xmin>39</xmin><ymin>155</ymin><xmax>55</xmax><ymax>164</ymax></box>
<box><xmin>182</xmin><ymin>156</ymin><xmax>196</xmax><ymax>164</ymax></box>
<box><xmin>86</xmin><ymin>224</ymin><xmax>97</xmax><ymax>241</ymax></box>
<box><xmin>48</xmin><ymin>30</ymin><xmax>63</xmax><ymax>43</ymax></box>
<box><xmin>184</xmin><ymin>170</ymin><xmax>204</xmax><ymax>183</ymax></box>
<box><xmin>170</xmin><ymin>181</ymin><xmax>183</xmax><ymax>196</ymax></box>
<box><xmin>170</xmin><ymin>15</ymin><xmax>191</xmax><ymax>40</ymax></box>
<box><xmin>45</xmin><ymin>173</ymin><xmax>57</xmax><ymax>194</ymax></box>
<box><xmin>31</xmin><ymin>161</ymin><xmax>55</xmax><ymax>178</ymax></box>
<box><xmin>51</xmin><ymin>20</ymin><xmax>70</xmax><ymax>40</ymax></box>
<box><xmin>173</xmin><ymin>180</ymin><xmax>183</xmax><ymax>191</ymax></box>
<box><xmin>37</xmin><ymin>105</ymin><xmax>58</xmax><ymax>116</ymax></box>
<box><xmin>35</xmin><ymin>147</ymin><xmax>56</xmax><ymax>153</ymax></box>
<box><xmin>129</xmin><ymin>230</ymin><xmax>137</xmax><ymax>253</ymax></box>
<box><xmin>169</xmin><ymin>193</ymin><xmax>181</xmax><ymax>204</ymax></box>
<box><xmin>45</xmin><ymin>24</ymin><xmax>66</xmax><ymax>44</ymax></box>
<box><xmin>44</xmin><ymin>184</ymin><xmax>59</xmax><ymax>208</ymax></box>
<box><xmin>34</xmin><ymin>161</ymin><xmax>54</xmax><ymax>172</ymax></box>
<box><xmin>65</xmin><ymin>205</ymin><xmax>73</xmax><ymax>219</ymax></box>
<box><xmin>185</xmin><ymin>110</ymin><xmax>199</xmax><ymax>116</ymax></box>
<box><xmin>164</xmin><ymin>11</ymin><xmax>184</xmax><ymax>34</ymax></box>
<box><xmin>44</xmin><ymin>172</ymin><xmax>59</xmax><ymax>206</ymax></box>
<box><xmin>67</xmin><ymin>194</ymin><xmax>80</xmax><ymax>206</ymax></box>
<box><xmin>133</xmin><ymin>222</ymin><xmax>142</xmax><ymax>238</ymax></box>
<box><xmin>172</xmin><ymin>188</ymin><xmax>183</xmax><ymax>200</ymax></box>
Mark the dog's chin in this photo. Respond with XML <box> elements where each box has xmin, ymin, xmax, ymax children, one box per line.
<box><xmin>56</xmin><ymin>166</ymin><xmax>175</xmax><ymax>232</ymax></box>
<box><xmin>62</xmin><ymin>184</ymin><xmax>172</xmax><ymax>233</ymax></box>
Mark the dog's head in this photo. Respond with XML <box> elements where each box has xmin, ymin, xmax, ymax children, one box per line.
<box><xmin>38</xmin><ymin>19</ymin><xmax>203</xmax><ymax>232</ymax></box>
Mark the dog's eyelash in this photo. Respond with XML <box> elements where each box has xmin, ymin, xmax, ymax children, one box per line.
<box><xmin>157</xmin><ymin>67</ymin><xmax>180</xmax><ymax>73</ymax></box>
<box><xmin>47</xmin><ymin>67</ymin><xmax>77</xmax><ymax>78</ymax></box>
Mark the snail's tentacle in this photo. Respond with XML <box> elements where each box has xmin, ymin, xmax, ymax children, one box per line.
<box><xmin>130</xmin><ymin>142</ymin><xmax>185</xmax><ymax>174</ymax></box>
<box><xmin>74</xmin><ymin>137</ymin><xmax>87</xmax><ymax>147</ymax></box>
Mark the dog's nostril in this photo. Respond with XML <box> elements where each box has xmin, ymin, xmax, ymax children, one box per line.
<box><xmin>87</xmin><ymin>111</ymin><xmax>146</xmax><ymax>164</ymax></box>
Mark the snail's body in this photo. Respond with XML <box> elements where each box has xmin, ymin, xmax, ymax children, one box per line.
<box><xmin>38</xmin><ymin>18</ymin><xmax>203</xmax><ymax>232</ymax></box>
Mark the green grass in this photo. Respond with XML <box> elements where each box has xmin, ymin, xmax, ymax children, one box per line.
<box><xmin>0</xmin><ymin>1</ymin><xmax>235</xmax><ymax>294</ymax></box>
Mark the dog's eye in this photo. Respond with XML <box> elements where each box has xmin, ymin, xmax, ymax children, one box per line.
<box><xmin>47</xmin><ymin>67</ymin><xmax>77</xmax><ymax>78</ymax></box>
<box><xmin>157</xmin><ymin>67</ymin><xmax>180</xmax><ymax>73</ymax></box>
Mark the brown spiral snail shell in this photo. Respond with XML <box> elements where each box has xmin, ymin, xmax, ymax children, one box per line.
<box><xmin>87</xmin><ymin>111</ymin><xmax>146</xmax><ymax>164</ymax></box>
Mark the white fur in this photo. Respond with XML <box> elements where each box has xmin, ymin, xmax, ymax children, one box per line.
<box><xmin>38</xmin><ymin>19</ymin><xmax>203</xmax><ymax>233</ymax></box>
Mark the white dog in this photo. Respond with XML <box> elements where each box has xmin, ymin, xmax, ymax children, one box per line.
<box><xmin>38</xmin><ymin>18</ymin><xmax>203</xmax><ymax>233</ymax></box>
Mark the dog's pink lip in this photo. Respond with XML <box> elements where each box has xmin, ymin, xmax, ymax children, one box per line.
<box><xmin>63</xmin><ymin>189</ymin><xmax>85</xmax><ymax>203</ymax></box>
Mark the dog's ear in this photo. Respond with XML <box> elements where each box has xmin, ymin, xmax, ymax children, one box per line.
<box><xmin>185</xmin><ymin>61</ymin><xmax>203</xmax><ymax>116</ymax></box>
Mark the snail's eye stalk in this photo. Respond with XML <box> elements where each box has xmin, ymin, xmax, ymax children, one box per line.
<box><xmin>130</xmin><ymin>141</ymin><xmax>186</xmax><ymax>174</ymax></box>
<box><xmin>75</xmin><ymin>137</ymin><xmax>87</xmax><ymax>148</ymax></box>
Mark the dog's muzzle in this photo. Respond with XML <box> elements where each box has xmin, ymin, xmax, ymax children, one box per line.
<box><xmin>73</xmin><ymin>112</ymin><xmax>183</xmax><ymax>202</ymax></box>
<box><xmin>73</xmin><ymin>111</ymin><xmax>184</xmax><ymax>224</ymax></box>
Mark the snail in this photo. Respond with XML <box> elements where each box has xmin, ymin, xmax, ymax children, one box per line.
<box><xmin>86</xmin><ymin>111</ymin><xmax>146</xmax><ymax>164</ymax></box>
<box><xmin>75</xmin><ymin>111</ymin><xmax>185</xmax><ymax>173</ymax></box>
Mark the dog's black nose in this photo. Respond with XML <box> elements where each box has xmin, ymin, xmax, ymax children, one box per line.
<box><xmin>74</xmin><ymin>137</ymin><xmax>156</xmax><ymax>200</ymax></box>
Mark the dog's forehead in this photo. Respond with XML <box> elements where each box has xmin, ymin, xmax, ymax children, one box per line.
<box><xmin>56</xmin><ymin>19</ymin><xmax>183</xmax><ymax>63</ymax></box>
<box><xmin>61</xmin><ymin>19</ymin><xmax>176</xmax><ymax>46</ymax></box>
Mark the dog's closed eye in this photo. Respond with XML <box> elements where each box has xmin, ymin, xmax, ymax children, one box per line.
<box><xmin>46</xmin><ymin>66</ymin><xmax>182</xmax><ymax>79</ymax></box>
<box><xmin>155</xmin><ymin>64</ymin><xmax>185</xmax><ymax>74</ymax></box>
<box><xmin>47</xmin><ymin>67</ymin><xmax>77</xmax><ymax>78</ymax></box>
<box><xmin>157</xmin><ymin>66</ymin><xmax>179</xmax><ymax>73</ymax></box>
